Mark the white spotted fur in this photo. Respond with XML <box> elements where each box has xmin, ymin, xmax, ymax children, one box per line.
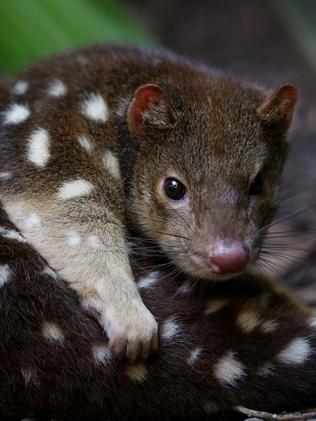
<box><xmin>3</xmin><ymin>103</ymin><xmax>30</xmax><ymax>124</ymax></box>
<box><xmin>92</xmin><ymin>344</ymin><xmax>112</xmax><ymax>365</ymax></box>
<box><xmin>161</xmin><ymin>318</ymin><xmax>180</xmax><ymax>340</ymax></box>
<box><xmin>27</xmin><ymin>128</ymin><xmax>50</xmax><ymax>167</ymax></box>
<box><xmin>0</xmin><ymin>227</ymin><xmax>26</xmax><ymax>243</ymax></box>
<box><xmin>81</xmin><ymin>92</ymin><xmax>109</xmax><ymax>122</ymax></box>
<box><xmin>103</xmin><ymin>150</ymin><xmax>121</xmax><ymax>180</ymax></box>
<box><xmin>126</xmin><ymin>363</ymin><xmax>148</xmax><ymax>383</ymax></box>
<box><xmin>277</xmin><ymin>337</ymin><xmax>311</xmax><ymax>364</ymax></box>
<box><xmin>138</xmin><ymin>271</ymin><xmax>159</xmax><ymax>289</ymax></box>
<box><xmin>78</xmin><ymin>135</ymin><xmax>93</xmax><ymax>152</ymax></box>
<box><xmin>41</xmin><ymin>321</ymin><xmax>65</xmax><ymax>343</ymax></box>
<box><xmin>12</xmin><ymin>80</ymin><xmax>29</xmax><ymax>95</ymax></box>
<box><xmin>214</xmin><ymin>351</ymin><xmax>246</xmax><ymax>386</ymax></box>
<box><xmin>57</xmin><ymin>179</ymin><xmax>94</xmax><ymax>200</ymax></box>
<box><xmin>236</xmin><ymin>308</ymin><xmax>261</xmax><ymax>333</ymax></box>
<box><xmin>0</xmin><ymin>264</ymin><xmax>11</xmax><ymax>287</ymax></box>
<box><xmin>187</xmin><ymin>347</ymin><xmax>203</xmax><ymax>365</ymax></box>
<box><xmin>0</xmin><ymin>171</ymin><xmax>13</xmax><ymax>180</ymax></box>
<box><xmin>205</xmin><ymin>298</ymin><xmax>229</xmax><ymax>314</ymax></box>
<box><xmin>47</xmin><ymin>79</ymin><xmax>67</xmax><ymax>97</ymax></box>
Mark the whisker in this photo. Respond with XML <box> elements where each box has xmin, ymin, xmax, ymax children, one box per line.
<box><xmin>257</xmin><ymin>205</ymin><xmax>315</xmax><ymax>233</ymax></box>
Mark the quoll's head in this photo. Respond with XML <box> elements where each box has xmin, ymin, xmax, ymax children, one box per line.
<box><xmin>127</xmin><ymin>74</ymin><xmax>297</xmax><ymax>280</ymax></box>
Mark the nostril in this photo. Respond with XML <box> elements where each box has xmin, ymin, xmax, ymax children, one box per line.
<box><xmin>243</xmin><ymin>245</ymin><xmax>250</xmax><ymax>256</ymax></box>
<box><xmin>207</xmin><ymin>242</ymin><xmax>250</xmax><ymax>275</ymax></box>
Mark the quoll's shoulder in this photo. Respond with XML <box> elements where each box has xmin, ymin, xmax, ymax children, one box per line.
<box><xmin>0</xmin><ymin>46</ymin><xmax>130</xmax><ymax>196</ymax></box>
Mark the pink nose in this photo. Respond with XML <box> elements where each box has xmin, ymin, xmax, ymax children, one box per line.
<box><xmin>207</xmin><ymin>243</ymin><xmax>250</xmax><ymax>274</ymax></box>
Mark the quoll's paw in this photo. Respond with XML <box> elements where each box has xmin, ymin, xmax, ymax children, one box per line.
<box><xmin>104</xmin><ymin>302</ymin><xmax>158</xmax><ymax>361</ymax></box>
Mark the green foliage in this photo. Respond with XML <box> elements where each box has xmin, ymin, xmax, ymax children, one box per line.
<box><xmin>0</xmin><ymin>0</ymin><xmax>154</xmax><ymax>74</ymax></box>
<box><xmin>270</xmin><ymin>0</ymin><xmax>316</xmax><ymax>73</ymax></box>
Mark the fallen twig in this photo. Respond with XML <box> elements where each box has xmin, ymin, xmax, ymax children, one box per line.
<box><xmin>234</xmin><ymin>405</ymin><xmax>316</xmax><ymax>420</ymax></box>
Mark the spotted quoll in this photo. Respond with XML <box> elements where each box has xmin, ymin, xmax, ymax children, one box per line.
<box><xmin>0</xmin><ymin>45</ymin><xmax>297</xmax><ymax>360</ymax></box>
<box><xmin>0</xmin><ymin>205</ymin><xmax>316</xmax><ymax>420</ymax></box>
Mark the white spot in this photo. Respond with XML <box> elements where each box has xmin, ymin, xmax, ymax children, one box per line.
<box><xmin>176</xmin><ymin>281</ymin><xmax>192</xmax><ymax>295</ymax></box>
<box><xmin>277</xmin><ymin>337</ymin><xmax>311</xmax><ymax>365</ymax></box>
<box><xmin>77</xmin><ymin>55</ymin><xmax>89</xmax><ymax>65</ymax></box>
<box><xmin>205</xmin><ymin>298</ymin><xmax>229</xmax><ymax>315</ymax></box>
<box><xmin>24</xmin><ymin>213</ymin><xmax>41</xmax><ymax>230</ymax></box>
<box><xmin>0</xmin><ymin>227</ymin><xmax>26</xmax><ymax>243</ymax></box>
<box><xmin>3</xmin><ymin>103</ymin><xmax>30</xmax><ymax>125</ymax></box>
<box><xmin>47</xmin><ymin>79</ymin><xmax>67</xmax><ymax>97</ymax></box>
<box><xmin>214</xmin><ymin>351</ymin><xmax>246</xmax><ymax>386</ymax></box>
<box><xmin>187</xmin><ymin>347</ymin><xmax>203</xmax><ymax>365</ymax></box>
<box><xmin>257</xmin><ymin>363</ymin><xmax>275</xmax><ymax>377</ymax></box>
<box><xmin>87</xmin><ymin>234</ymin><xmax>103</xmax><ymax>250</ymax></box>
<box><xmin>102</xmin><ymin>149</ymin><xmax>120</xmax><ymax>179</ymax></box>
<box><xmin>0</xmin><ymin>171</ymin><xmax>12</xmax><ymax>180</ymax></box>
<box><xmin>236</xmin><ymin>308</ymin><xmax>261</xmax><ymax>333</ymax></box>
<box><xmin>27</xmin><ymin>128</ymin><xmax>50</xmax><ymax>167</ymax></box>
<box><xmin>12</xmin><ymin>80</ymin><xmax>29</xmax><ymax>95</ymax></box>
<box><xmin>0</xmin><ymin>264</ymin><xmax>11</xmax><ymax>287</ymax></box>
<box><xmin>42</xmin><ymin>322</ymin><xmax>65</xmax><ymax>343</ymax></box>
<box><xmin>126</xmin><ymin>363</ymin><xmax>148</xmax><ymax>383</ymax></box>
<box><xmin>57</xmin><ymin>179</ymin><xmax>94</xmax><ymax>200</ymax></box>
<box><xmin>161</xmin><ymin>318</ymin><xmax>180</xmax><ymax>341</ymax></box>
<box><xmin>81</xmin><ymin>92</ymin><xmax>109</xmax><ymax>123</ymax></box>
<box><xmin>42</xmin><ymin>266</ymin><xmax>59</xmax><ymax>281</ymax></box>
<box><xmin>78</xmin><ymin>135</ymin><xmax>93</xmax><ymax>152</ymax></box>
<box><xmin>92</xmin><ymin>344</ymin><xmax>112</xmax><ymax>365</ymax></box>
<box><xmin>21</xmin><ymin>368</ymin><xmax>38</xmax><ymax>385</ymax></box>
<box><xmin>308</xmin><ymin>316</ymin><xmax>316</xmax><ymax>329</ymax></box>
<box><xmin>65</xmin><ymin>231</ymin><xmax>81</xmax><ymax>247</ymax></box>
<box><xmin>261</xmin><ymin>319</ymin><xmax>279</xmax><ymax>333</ymax></box>
<box><xmin>138</xmin><ymin>271</ymin><xmax>159</xmax><ymax>289</ymax></box>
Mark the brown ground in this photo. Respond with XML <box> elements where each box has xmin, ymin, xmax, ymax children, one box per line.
<box><xmin>123</xmin><ymin>0</ymin><xmax>316</xmax><ymax>307</ymax></box>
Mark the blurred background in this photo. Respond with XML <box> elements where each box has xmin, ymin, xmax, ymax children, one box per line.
<box><xmin>0</xmin><ymin>0</ymin><xmax>315</xmax><ymax>304</ymax></box>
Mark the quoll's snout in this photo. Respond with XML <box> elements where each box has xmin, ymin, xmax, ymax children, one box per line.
<box><xmin>207</xmin><ymin>242</ymin><xmax>250</xmax><ymax>275</ymax></box>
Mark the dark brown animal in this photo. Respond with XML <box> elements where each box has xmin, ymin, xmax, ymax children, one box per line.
<box><xmin>0</xmin><ymin>45</ymin><xmax>297</xmax><ymax>361</ymax></box>
<box><xmin>0</xmin><ymin>205</ymin><xmax>316</xmax><ymax>420</ymax></box>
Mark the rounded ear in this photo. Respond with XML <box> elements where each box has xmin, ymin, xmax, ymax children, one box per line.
<box><xmin>127</xmin><ymin>84</ymin><xmax>176</xmax><ymax>137</ymax></box>
<box><xmin>258</xmin><ymin>84</ymin><xmax>298</xmax><ymax>131</ymax></box>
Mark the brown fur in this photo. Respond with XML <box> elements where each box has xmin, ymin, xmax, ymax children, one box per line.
<box><xmin>0</xmin><ymin>45</ymin><xmax>310</xmax><ymax>419</ymax></box>
<box><xmin>0</xmin><ymin>205</ymin><xmax>315</xmax><ymax>420</ymax></box>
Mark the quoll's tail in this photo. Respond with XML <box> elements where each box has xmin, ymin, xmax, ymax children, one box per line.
<box><xmin>0</xmin><ymin>204</ymin><xmax>315</xmax><ymax>420</ymax></box>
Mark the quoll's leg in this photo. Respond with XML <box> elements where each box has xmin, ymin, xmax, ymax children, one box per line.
<box><xmin>1</xmin><ymin>193</ymin><xmax>158</xmax><ymax>360</ymax></box>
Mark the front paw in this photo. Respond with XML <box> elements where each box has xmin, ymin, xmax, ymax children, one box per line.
<box><xmin>105</xmin><ymin>303</ymin><xmax>158</xmax><ymax>361</ymax></box>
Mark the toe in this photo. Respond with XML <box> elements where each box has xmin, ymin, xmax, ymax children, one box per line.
<box><xmin>109</xmin><ymin>336</ymin><xmax>127</xmax><ymax>360</ymax></box>
<box><xmin>126</xmin><ymin>338</ymin><xmax>141</xmax><ymax>361</ymax></box>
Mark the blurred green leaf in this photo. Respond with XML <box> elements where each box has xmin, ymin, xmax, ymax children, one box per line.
<box><xmin>270</xmin><ymin>0</ymin><xmax>316</xmax><ymax>74</ymax></box>
<box><xmin>0</xmin><ymin>0</ymin><xmax>154</xmax><ymax>74</ymax></box>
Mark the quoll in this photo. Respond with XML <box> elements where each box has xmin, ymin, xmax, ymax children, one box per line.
<box><xmin>0</xmin><ymin>44</ymin><xmax>297</xmax><ymax>363</ymax></box>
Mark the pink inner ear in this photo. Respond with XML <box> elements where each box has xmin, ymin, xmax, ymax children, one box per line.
<box><xmin>259</xmin><ymin>84</ymin><xmax>298</xmax><ymax>131</ymax></box>
<box><xmin>128</xmin><ymin>84</ymin><xmax>168</xmax><ymax>136</ymax></box>
<box><xmin>277</xmin><ymin>85</ymin><xmax>298</xmax><ymax>104</ymax></box>
<box><xmin>136</xmin><ymin>85</ymin><xmax>164</xmax><ymax>105</ymax></box>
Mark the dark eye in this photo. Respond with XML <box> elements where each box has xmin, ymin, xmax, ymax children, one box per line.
<box><xmin>164</xmin><ymin>178</ymin><xmax>186</xmax><ymax>200</ymax></box>
<box><xmin>249</xmin><ymin>173</ymin><xmax>264</xmax><ymax>196</ymax></box>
